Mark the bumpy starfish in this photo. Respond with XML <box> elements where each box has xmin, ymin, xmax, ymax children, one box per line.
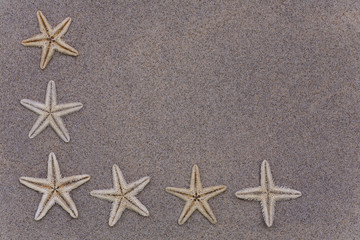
<box><xmin>20</xmin><ymin>80</ymin><xmax>83</xmax><ymax>142</ymax></box>
<box><xmin>19</xmin><ymin>152</ymin><xmax>90</xmax><ymax>220</ymax></box>
<box><xmin>166</xmin><ymin>165</ymin><xmax>227</xmax><ymax>225</ymax></box>
<box><xmin>22</xmin><ymin>10</ymin><xmax>78</xmax><ymax>69</ymax></box>
<box><xmin>90</xmin><ymin>164</ymin><xmax>150</xmax><ymax>226</ymax></box>
<box><xmin>235</xmin><ymin>160</ymin><xmax>301</xmax><ymax>227</ymax></box>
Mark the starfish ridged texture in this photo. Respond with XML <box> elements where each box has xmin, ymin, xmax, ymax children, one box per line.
<box><xmin>19</xmin><ymin>152</ymin><xmax>90</xmax><ymax>220</ymax></box>
<box><xmin>90</xmin><ymin>164</ymin><xmax>150</xmax><ymax>227</ymax></box>
<box><xmin>235</xmin><ymin>160</ymin><xmax>301</xmax><ymax>227</ymax></box>
<box><xmin>166</xmin><ymin>165</ymin><xmax>227</xmax><ymax>225</ymax></box>
<box><xmin>20</xmin><ymin>80</ymin><xmax>83</xmax><ymax>142</ymax></box>
<box><xmin>22</xmin><ymin>10</ymin><xmax>78</xmax><ymax>69</ymax></box>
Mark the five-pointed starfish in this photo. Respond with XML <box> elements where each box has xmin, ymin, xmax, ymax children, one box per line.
<box><xmin>166</xmin><ymin>165</ymin><xmax>227</xmax><ymax>225</ymax></box>
<box><xmin>20</xmin><ymin>80</ymin><xmax>83</xmax><ymax>142</ymax></box>
<box><xmin>90</xmin><ymin>164</ymin><xmax>150</xmax><ymax>226</ymax></box>
<box><xmin>22</xmin><ymin>10</ymin><xmax>78</xmax><ymax>69</ymax></box>
<box><xmin>235</xmin><ymin>160</ymin><xmax>301</xmax><ymax>227</ymax></box>
<box><xmin>19</xmin><ymin>152</ymin><xmax>90</xmax><ymax>220</ymax></box>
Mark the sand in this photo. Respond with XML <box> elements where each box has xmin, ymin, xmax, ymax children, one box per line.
<box><xmin>0</xmin><ymin>1</ymin><xmax>359</xmax><ymax>239</ymax></box>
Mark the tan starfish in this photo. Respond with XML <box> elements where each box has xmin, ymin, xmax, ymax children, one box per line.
<box><xmin>235</xmin><ymin>160</ymin><xmax>302</xmax><ymax>227</ymax></box>
<box><xmin>20</xmin><ymin>80</ymin><xmax>83</xmax><ymax>142</ymax></box>
<box><xmin>19</xmin><ymin>152</ymin><xmax>90</xmax><ymax>220</ymax></box>
<box><xmin>166</xmin><ymin>165</ymin><xmax>227</xmax><ymax>225</ymax></box>
<box><xmin>22</xmin><ymin>10</ymin><xmax>78</xmax><ymax>69</ymax></box>
<box><xmin>90</xmin><ymin>164</ymin><xmax>150</xmax><ymax>226</ymax></box>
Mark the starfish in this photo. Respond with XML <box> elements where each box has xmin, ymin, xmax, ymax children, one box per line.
<box><xmin>235</xmin><ymin>160</ymin><xmax>301</xmax><ymax>227</ymax></box>
<box><xmin>90</xmin><ymin>164</ymin><xmax>150</xmax><ymax>226</ymax></box>
<box><xmin>22</xmin><ymin>10</ymin><xmax>78</xmax><ymax>69</ymax></box>
<box><xmin>19</xmin><ymin>152</ymin><xmax>90</xmax><ymax>220</ymax></box>
<box><xmin>20</xmin><ymin>80</ymin><xmax>83</xmax><ymax>142</ymax></box>
<box><xmin>166</xmin><ymin>165</ymin><xmax>227</xmax><ymax>225</ymax></box>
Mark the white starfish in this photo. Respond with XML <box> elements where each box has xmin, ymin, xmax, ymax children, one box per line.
<box><xmin>22</xmin><ymin>10</ymin><xmax>78</xmax><ymax>69</ymax></box>
<box><xmin>20</xmin><ymin>80</ymin><xmax>83</xmax><ymax>142</ymax></box>
<box><xmin>19</xmin><ymin>152</ymin><xmax>90</xmax><ymax>220</ymax></box>
<box><xmin>235</xmin><ymin>160</ymin><xmax>301</xmax><ymax>227</ymax></box>
<box><xmin>90</xmin><ymin>164</ymin><xmax>150</xmax><ymax>227</ymax></box>
<box><xmin>166</xmin><ymin>165</ymin><xmax>227</xmax><ymax>225</ymax></box>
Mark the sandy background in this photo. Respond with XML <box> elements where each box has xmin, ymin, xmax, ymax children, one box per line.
<box><xmin>0</xmin><ymin>0</ymin><xmax>359</xmax><ymax>239</ymax></box>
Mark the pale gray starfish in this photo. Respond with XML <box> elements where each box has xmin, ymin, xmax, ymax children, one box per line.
<box><xmin>235</xmin><ymin>160</ymin><xmax>301</xmax><ymax>227</ymax></box>
<box><xmin>22</xmin><ymin>10</ymin><xmax>78</xmax><ymax>69</ymax></box>
<box><xmin>90</xmin><ymin>164</ymin><xmax>150</xmax><ymax>226</ymax></box>
<box><xmin>20</xmin><ymin>80</ymin><xmax>83</xmax><ymax>142</ymax></box>
<box><xmin>166</xmin><ymin>165</ymin><xmax>227</xmax><ymax>225</ymax></box>
<box><xmin>19</xmin><ymin>152</ymin><xmax>90</xmax><ymax>220</ymax></box>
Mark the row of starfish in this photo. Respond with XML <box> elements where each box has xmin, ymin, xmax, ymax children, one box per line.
<box><xmin>20</xmin><ymin>153</ymin><xmax>301</xmax><ymax>227</ymax></box>
<box><xmin>20</xmin><ymin>10</ymin><xmax>301</xmax><ymax>227</ymax></box>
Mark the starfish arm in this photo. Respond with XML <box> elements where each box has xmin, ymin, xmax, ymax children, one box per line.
<box><xmin>178</xmin><ymin>200</ymin><xmax>197</xmax><ymax>225</ymax></box>
<box><xmin>125</xmin><ymin>196</ymin><xmax>149</xmax><ymax>216</ymax></box>
<box><xmin>45</xmin><ymin>80</ymin><xmax>57</xmax><ymax>108</ymax></box>
<box><xmin>49</xmin><ymin>115</ymin><xmax>70</xmax><ymax>142</ymax></box>
<box><xmin>36</xmin><ymin>11</ymin><xmax>52</xmax><ymax>35</ymax></box>
<box><xmin>56</xmin><ymin>192</ymin><xmax>79</xmax><ymax>218</ymax></box>
<box><xmin>22</xmin><ymin>33</ymin><xmax>48</xmax><ymax>47</ymax></box>
<box><xmin>261</xmin><ymin>160</ymin><xmax>275</xmax><ymax>190</ymax></box>
<box><xmin>197</xmin><ymin>200</ymin><xmax>217</xmax><ymax>224</ymax></box>
<box><xmin>19</xmin><ymin>177</ymin><xmax>51</xmax><ymax>193</ymax></box>
<box><xmin>201</xmin><ymin>185</ymin><xmax>227</xmax><ymax>201</ymax></box>
<box><xmin>261</xmin><ymin>197</ymin><xmax>275</xmax><ymax>227</ymax></box>
<box><xmin>112</xmin><ymin>165</ymin><xmax>127</xmax><ymax>193</ymax></box>
<box><xmin>235</xmin><ymin>186</ymin><xmax>264</xmax><ymax>201</ymax></box>
<box><xmin>190</xmin><ymin>165</ymin><xmax>203</xmax><ymax>193</ymax></box>
<box><xmin>54</xmin><ymin>39</ymin><xmax>78</xmax><ymax>56</ymax></box>
<box><xmin>109</xmin><ymin>200</ymin><xmax>126</xmax><ymax>226</ymax></box>
<box><xmin>20</xmin><ymin>99</ymin><xmax>47</xmax><ymax>115</ymax></box>
<box><xmin>34</xmin><ymin>193</ymin><xmax>56</xmax><ymax>220</ymax></box>
<box><xmin>165</xmin><ymin>187</ymin><xmax>192</xmax><ymax>201</ymax></box>
<box><xmin>271</xmin><ymin>186</ymin><xmax>302</xmax><ymax>201</ymax></box>
<box><xmin>47</xmin><ymin>152</ymin><xmax>61</xmax><ymax>183</ymax></box>
<box><xmin>28</xmin><ymin>114</ymin><xmax>50</xmax><ymax>139</ymax></box>
<box><xmin>53</xmin><ymin>102</ymin><xmax>83</xmax><ymax>117</ymax></box>
<box><xmin>90</xmin><ymin>189</ymin><xmax>118</xmax><ymax>202</ymax></box>
<box><xmin>51</xmin><ymin>17</ymin><xmax>71</xmax><ymax>39</ymax></box>
<box><xmin>40</xmin><ymin>42</ymin><xmax>55</xmax><ymax>69</ymax></box>
<box><xmin>59</xmin><ymin>174</ymin><xmax>90</xmax><ymax>192</ymax></box>
<box><xmin>124</xmin><ymin>176</ymin><xmax>150</xmax><ymax>196</ymax></box>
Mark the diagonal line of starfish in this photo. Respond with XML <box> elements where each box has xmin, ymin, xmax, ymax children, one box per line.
<box><xmin>166</xmin><ymin>165</ymin><xmax>227</xmax><ymax>225</ymax></box>
<box><xmin>22</xmin><ymin>11</ymin><xmax>78</xmax><ymax>69</ymax></box>
<box><xmin>235</xmin><ymin>160</ymin><xmax>301</xmax><ymax>227</ymax></box>
<box><xmin>20</xmin><ymin>80</ymin><xmax>83</xmax><ymax>142</ymax></box>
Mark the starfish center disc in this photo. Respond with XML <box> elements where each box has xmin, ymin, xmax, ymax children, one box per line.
<box><xmin>193</xmin><ymin>193</ymin><xmax>200</xmax><ymax>201</ymax></box>
<box><xmin>47</xmin><ymin>37</ymin><xmax>55</xmax><ymax>43</ymax></box>
<box><xmin>114</xmin><ymin>193</ymin><xmax>124</xmax><ymax>198</ymax></box>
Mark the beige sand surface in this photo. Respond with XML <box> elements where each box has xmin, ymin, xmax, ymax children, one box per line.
<box><xmin>0</xmin><ymin>1</ymin><xmax>359</xmax><ymax>239</ymax></box>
